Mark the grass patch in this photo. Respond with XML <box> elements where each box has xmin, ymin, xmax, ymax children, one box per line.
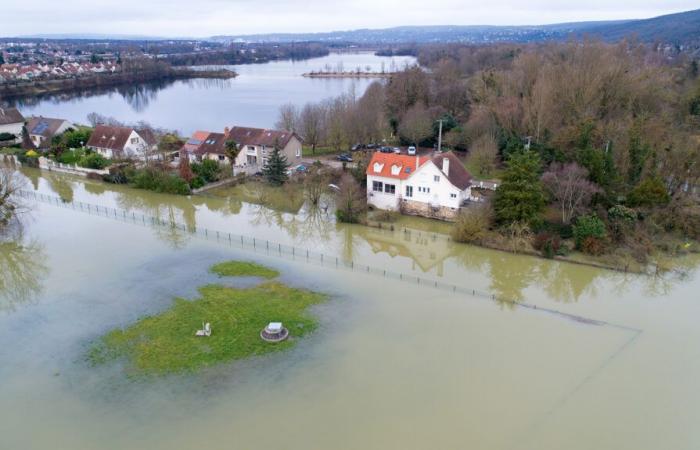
<box><xmin>210</xmin><ymin>260</ymin><xmax>280</xmax><ymax>279</ymax></box>
<box><xmin>88</xmin><ymin>280</ymin><xmax>326</xmax><ymax>375</ymax></box>
<box><xmin>302</xmin><ymin>146</ymin><xmax>342</xmax><ymax>157</ymax></box>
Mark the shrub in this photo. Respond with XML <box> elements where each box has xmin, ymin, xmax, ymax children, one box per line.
<box><xmin>131</xmin><ymin>168</ymin><xmax>190</xmax><ymax>195</ymax></box>
<box><xmin>189</xmin><ymin>176</ymin><xmax>205</xmax><ymax>189</ymax></box>
<box><xmin>581</xmin><ymin>236</ymin><xmax>605</xmax><ymax>256</ymax></box>
<box><xmin>451</xmin><ymin>206</ymin><xmax>492</xmax><ymax>244</ymax></box>
<box><xmin>608</xmin><ymin>204</ymin><xmax>637</xmax><ymax>241</ymax></box>
<box><xmin>533</xmin><ymin>231</ymin><xmax>561</xmax><ymax>258</ymax></box>
<box><xmin>78</xmin><ymin>152</ymin><xmax>109</xmax><ymax>170</ymax></box>
<box><xmin>0</xmin><ymin>132</ymin><xmax>15</xmax><ymax>142</ymax></box>
<box><xmin>627</xmin><ymin>177</ymin><xmax>670</xmax><ymax>207</ymax></box>
<box><xmin>192</xmin><ymin>159</ymin><xmax>221</xmax><ymax>183</ymax></box>
<box><xmin>573</xmin><ymin>214</ymin><xmax>607</xmax><ymax>250</ymax></box>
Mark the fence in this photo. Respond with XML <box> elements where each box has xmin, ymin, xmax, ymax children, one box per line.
<box><xmin>16</xmin><ymin>188</ymin><xmax>639</xmax><ymax>331</ymax></box>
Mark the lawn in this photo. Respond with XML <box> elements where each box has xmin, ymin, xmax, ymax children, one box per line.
<box><xmin>88</xmin><ymin>262</ymin><xmax>326</xmax><ymax>375</ymax></box>
<box><xmin>210</xmin><ymin>260</ymin><xmax>280</xmax><ymax>279</ymax></box>
<box><xmin>302</xmin><ymin>145</ymin><xmax>342</xmax><ymax>157</ymax></box>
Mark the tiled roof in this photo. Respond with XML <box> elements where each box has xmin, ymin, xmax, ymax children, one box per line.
<box><xmin>227</xmin><ymin>126</ymin><xmax>299</xmax><ymax>148</ymax></box>
<box><xmin>367</xmin><ymin>151</ymin><xmax>472</xmax><ymax>189</ymax></box>
<box><xmin>86</xmin><ymin>125</ymin><xmax>133</xmax><ymax>152</ymax></box>
<box><xmin>0</xmin><ymin>107</ymin><xmax>25</xmax><ymax>126</ymax></box>
<box><xmin>26</xmin><ymin>116</ymin><xmax>69</xmax><ymax>138</ymax></box>
<box><xmin>367</xmin><ymin>152</ymin><xmax>430</xmax><ymax>180</ymax></box>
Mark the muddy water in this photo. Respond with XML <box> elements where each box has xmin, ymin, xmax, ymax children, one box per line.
<box><xmin>1</xmin><ymin>169</ymin><xmax>700</xmax><ymax>450</ymax></box>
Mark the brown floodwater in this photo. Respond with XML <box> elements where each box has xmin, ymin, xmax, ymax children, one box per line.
<box><xmin>1</xmin><ymin>168</ymin><xmax>700</xmax><ymax>450</ymax></box>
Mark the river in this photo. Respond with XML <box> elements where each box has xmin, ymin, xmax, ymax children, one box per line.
<box><xmin>5</xmin><ymin>52</ymin><xmax>416</xmax><ymax>135</ymax></box>
<box><xmin>1</xmin><ymin>168</ymin><xmax>700</xmax><ymax>450</ymax></box>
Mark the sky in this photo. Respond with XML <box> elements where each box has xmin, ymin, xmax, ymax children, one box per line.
<box><xmin>3</xmin><ymin>0</ymin><xmax>699</xmax><ymax>38</ymax></box>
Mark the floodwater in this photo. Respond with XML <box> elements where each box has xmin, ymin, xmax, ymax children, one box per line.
<box><xmin>2</xmin><ymin>168</ymin><xmax>700</xmax><ymax>450</ymax></box>
<box><xmin>5</xmin><ymin>52</ymin><xmax>416</xmax><ymax>135</ymax></box>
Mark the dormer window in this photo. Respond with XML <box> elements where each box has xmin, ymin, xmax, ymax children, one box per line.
<box><xmin>390</xmin><ymin>164</ymin><xmax>401</xmax><ymax>176</ymax></box>
<box><xmin>373</xmin><ymin>162</ymin><xmax>384</xmax><ymax>173</ymax></box>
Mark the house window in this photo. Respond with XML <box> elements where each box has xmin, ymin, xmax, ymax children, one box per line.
<box><xmin>434</xmin><ymin>175</ymin><xmax>440</xmax><ymax>182</ymax></box>
<box><xmin>130</xmin><ymin>137</ymin><xmax>138</xmax><ymax>144</ymax></box>
<box><xmin>419</xmin><ymin>186</ymin><xmax>430</xmax><ymax>194</ymax></box>
<box><xmin>296</xmin><ymin>147</ymin><xmax>301</xmax><ymax>157</ymax></box>
<box><xmin>384</xmin><ymin>184</ymin><xmax>396</xmax><ymax>194</ymax></box>
<box><xmin>450</xmin><ymin>193</ymin><xmax>457</xmax><ymax>198</ymax></box>
<box><xmin>405</xmin><ymin>186</ymin><xmax>413</xmax><ymax>198</ymax></box>
<box><xmin>372</xmin><ymin>181</ymin><xmax>383</xmax><ymax>192</ymax></box>
<box><xmin>218</xmin><ymin>155</ymin><xmax>225</xmax><ymax>161</ymax></box>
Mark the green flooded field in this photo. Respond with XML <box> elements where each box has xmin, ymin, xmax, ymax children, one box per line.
<box><xmin>2</xmin><ymin>168</ymin><xmax>700</xmax><ymax>449</ymax></box>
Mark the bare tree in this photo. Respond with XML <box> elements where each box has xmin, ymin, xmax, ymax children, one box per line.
<box><xmin>541</xmin><ymin>162</ymin><xmax>601</xmax><ymax>225</ymax></box>
<box><xmin>304</xmin><ymin>165</ymin><xmax>328</xmax><ymax>206</ymax></box>
<box><xmin>0</xmin><ymin>168</ymin><xmax>26</xmax><ymax>230</ymax></box>
<box><xmin>299</xmin><ymin>103</ymin><xmax>325</xmax><ymax>155</ymax></box>
<box><xmin>275</xmin><ymin>103</ymin><xmax>299</xmax><ymax>132</ymax></box>
<box><xmin>398</xmin><ymin>103</ymin><xmax>433</xmax><ymax>146</ymax></box>
<box><xmin>468</xmin><ymin>133</ymin><xmax>498</xmax><ymax>176</ymax></box>
<box><xmin>335</xmin><ymin>173</ymin><xmax>366</xmax><ymax>223</ymax></box>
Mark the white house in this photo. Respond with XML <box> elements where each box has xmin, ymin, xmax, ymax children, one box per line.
<box><xmin>226</xmin><ymin>126</ymin><xmax>302</xmax><ymax>171</ymax></box>
<box><xmin>86</xmin><ymin>124</ymin><xmax>158</xmax><ymax>160</ymax></box>
<box><xmin>366</xmin><ymin>152</ymin><xmax>475</xmax><ymax>220</ymax></box>
<box><xmin>25</xmin><ymin>116</ymin><xmax>75</xmax><ymax>150</ymax></box>
<box><xmin>0</xmin><ymin>107</ymin><xmax>25</xmax><ymax>145</ymax></box>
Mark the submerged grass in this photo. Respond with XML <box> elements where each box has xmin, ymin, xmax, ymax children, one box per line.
<box><xmin>88</xmin><ymin>262</ymin><xmax>326</xmax><ymax>375</ymax></box>
<box><xmin>210</xmin><ymin>260</ymin><xmax>280</xmax><ymax>279</ymax></box>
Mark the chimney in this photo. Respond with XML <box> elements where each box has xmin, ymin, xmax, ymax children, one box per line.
<box><xmin>224</xmin><ymin>126</ymin><xmax>230</xmax><ymax>136</ymax></box>
<box><xmin>415</xmin><ymin>155</ymin><xmax>419</xmax><ymax>171</ymax></box>
<box><xmin>442</xmin><ymin>157</ymin><xmax>450</xmax><ymax>175</ymax></box>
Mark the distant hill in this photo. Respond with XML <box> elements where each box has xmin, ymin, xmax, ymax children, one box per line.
<box><xmin>576</xmin><ymin>8</ymin><xmax>700</xmax><ymax>45</ymax></box>
<box><xmin>211</xmin><ymin>9</ymin><xmax>700</xmax><ymax>47</ymax></box>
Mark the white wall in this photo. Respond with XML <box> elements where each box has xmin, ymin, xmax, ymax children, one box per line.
<box><xmin>0</xmin><ymin>123</ymin><xmax>23</xmax><ymax>144</ymax></box>
<box><xmin>367</xmin><ymin>175</ymin><xmax>401</xmax><ymax>210</ymax></box>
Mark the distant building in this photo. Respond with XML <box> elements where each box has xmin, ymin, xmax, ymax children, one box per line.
<box><xmin>226</xmin><ymin>126</ymin><xmax>302</xmax><ymax>171</ymax></box>
<box><xmin>366</xmin><ymin>151</ymin><xmax>475</xmax><ymax>220</ymax></box>
<box><xmin>86</xmin><ymin>124</ymin><xmax>157</xmax><ymax>160</ymax></box>
<box><xmin>25</xmin><ymin>116</ymin><xmax>75</xmax><ymax>150</ymax></box>
<box><xmin>0</xmin><ymin>107</ymin><xmax>25</xmax><ymax>145</ymax></box>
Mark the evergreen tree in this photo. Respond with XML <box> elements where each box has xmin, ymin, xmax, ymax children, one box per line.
<box><xmin>262</xmin><ymin>141</ymin><xmax>289</xmax><ymax>186</ymax></box>
<box><xmin>493</xmin><ymin>150</ymin><xmax>545</xmax><ymax>227</ymax></box>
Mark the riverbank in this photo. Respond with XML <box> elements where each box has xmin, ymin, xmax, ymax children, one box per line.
<box><xmin>0</xmin><ymin>67</ymin><xmax>237</xmax><ymax>99</ymax></box>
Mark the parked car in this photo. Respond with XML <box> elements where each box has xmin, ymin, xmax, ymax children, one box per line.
<box><xmin>393</xmin><ymin>147</ymin><xmax>401</xmax><ymax>154</ymax></box>
<box><xmin>351</xmin><ymin>144</ymin><xmax>366</xmax><ymax>152</ymax></box>
<box><xmin>407</xmin><ymin>146</ymin><xmax>417</xmax><ymax>155</ymax></box>
<box><xmin>336</xmin><ymin>153</ymin><xmax>353</xmax><ymax>162</ymax></box>
<box><xmin>379</xmin><ymin>146</ymin><xmax>393</xmax><ymax>153</ymax></box>
<box><xmin>366</xmin><ymin>143</ymin><xmax>377</xmax><ymax>149</ymax></box>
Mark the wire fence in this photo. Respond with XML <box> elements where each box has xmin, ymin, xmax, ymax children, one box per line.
<box><xmin>16</xmin><ymin>188</ymin><xmax>640</xmax><ymax>331</ymax></box>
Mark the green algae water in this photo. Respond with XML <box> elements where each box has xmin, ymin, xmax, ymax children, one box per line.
<box><xmin>1</xmin><ymin>168</ymin><xmax>700</xmax><ymax>450</ymax></box>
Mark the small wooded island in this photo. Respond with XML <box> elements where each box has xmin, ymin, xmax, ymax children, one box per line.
<box><xmin>87</xmin><ymin>260</ymin><xmax>326</xmax><ymax>375</ymax></box>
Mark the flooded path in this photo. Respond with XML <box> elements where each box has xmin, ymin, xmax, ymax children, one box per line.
<box><xmin>1</xmin><ymin>169</ymin><xmax>700</xmax><ymax>449</ymax></box>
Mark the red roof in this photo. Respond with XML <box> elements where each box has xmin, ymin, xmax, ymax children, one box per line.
<box><xmin>367</xmin><ymin>152</ymin><xmax>430</xmax><ymax>180</ymax></box>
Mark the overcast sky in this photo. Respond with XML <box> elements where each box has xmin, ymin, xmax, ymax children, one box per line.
<box><xmin>4</xmin><ymin>0</ymin><xmax>699</xmax><ymax>38</ymax></box>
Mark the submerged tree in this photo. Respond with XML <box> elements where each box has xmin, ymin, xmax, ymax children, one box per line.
<box><xmin>493</xmin><ymin>150</ymin><xmax>545</xmax><ymax>227</ymax></box>
<box><xmin>335</xmin><ymin>173</ymin><xmax>365</xmax><ymax>223</ymax></box>
<box><xmin>0</xmin><ymin>168</ymin><xmax>26</xmax><ymax>230</ymax></box>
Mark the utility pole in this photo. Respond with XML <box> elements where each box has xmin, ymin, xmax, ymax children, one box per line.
<box><xmin>437</xmin><ymin>119</ymin><xmax>443</xmax><ymax>153</ymax></box>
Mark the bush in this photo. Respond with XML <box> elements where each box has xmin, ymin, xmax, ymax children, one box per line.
<box><xmin>132</xmin><ymin>168</ymin><xmax>190</xmax><ymax>195</ymax></box>
<box><xmin>451</xmin><ymin>206</ymin><xmax>492</xmax><ymax>244</ymax></box>
<box><xmin>533</xmin><ymin>231</ymin><xmax>561</xmax><ymax>258</ymax></box>
<box><xmin>192</xmin><ymin>159</ymin><xmax>221</xmax><ymax>184</ymax></box>
<box><xmin>189</xmin><ymin>176</ymin><xmax>205</xmax><ymax>189</ymax></box>
<box><xmin>608</xmin><ymin>204</ymin><xmax>637</xmax><ymax>240</ymax></box>
<box><xmin>78</xmin><ymin>152</ymin><xmax>109</xmax><ymax>170</ymax></box>
<box><xmin>581</xmin><ymin>236</ymin><xmax>605</xmax><ymax>256</ymax></box>
<box><xmin>627</xmin><ymin>177</ymin><xmax>670</xmax><ymax>208</ymax></box>
<box><xmin>573</xmin><ymin>214</ymin><xmax>607</xmax><ymax>250</ymax></box>
<box><xmin>0</xmin><ymin>132</ymin><xmax>15</xmax><ymax>142</ymax></box>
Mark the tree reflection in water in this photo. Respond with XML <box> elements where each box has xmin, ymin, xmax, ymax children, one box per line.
<box><xmin>45</xmin><ymin>173</ymin><xmax>74</xmax><ymax>203</ymax></box>
<box><xmin>0</xmin><ymin>228</ymin><xmax>49</xmax><ymax>313</ymax></box>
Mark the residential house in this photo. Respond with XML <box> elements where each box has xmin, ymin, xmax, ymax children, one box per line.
<box><xmin>226</xmin><ymin>126</ymin><xmax>302</xmax><ymax>171</ymax></box>
<box><xmin>25</xmin><ymin>116</ymin><xmax>75</xmax><ymax>150</ymax></box>
<box><xmin>0</xmin><ymin>107</ymin><xmax>25</xmax><ymax>145</ymax></box>
<box><xmin>86</xmin><ymin>124</ymin><xmax>157</xmax><ymax>160</ymax></box>
<box><xmin>179</xmin><ymin>130</ymin><xmax>229</xmax><ymax>163</ymax></box>
<box><xmin>366</xmin><ymin>151</ymin><xmax>474</xmax><ymax>220</ymax></box>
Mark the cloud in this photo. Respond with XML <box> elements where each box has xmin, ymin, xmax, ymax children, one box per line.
<box><xmin>2</xmin><ymin>0</ymin><xmax>698</xmax><ymax>37</ymax></box>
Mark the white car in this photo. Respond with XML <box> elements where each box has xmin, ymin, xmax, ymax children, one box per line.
<box><xmin>407</xmin><ymin>146</ymin><xmax>417</xmax><ymax>155</ymax></box>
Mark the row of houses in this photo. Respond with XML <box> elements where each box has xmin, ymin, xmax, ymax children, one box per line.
<box><xmin>0</xmin><ymin>61</ymin><xmax>119</xmax><ymax>83</ymax></box>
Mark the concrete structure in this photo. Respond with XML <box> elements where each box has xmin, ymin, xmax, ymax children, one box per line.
<box><xmin>26</xmin><ymin>116</ymin><xmax>75</xmax><ymax>150</ymax></box>
<box><xmin>86</xmin><ymin>124</ymin><xmax>157</xmax><ymax>160</ymax></box>
<box><xmin>0</xmin><ymin>107</ymin><xmax>25</xmax><ymax>145</ymax></box>
<box><xmin>366</xmin><ymin>152</ymin><xmax>475</xmax><ymax>221</ymax></box>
